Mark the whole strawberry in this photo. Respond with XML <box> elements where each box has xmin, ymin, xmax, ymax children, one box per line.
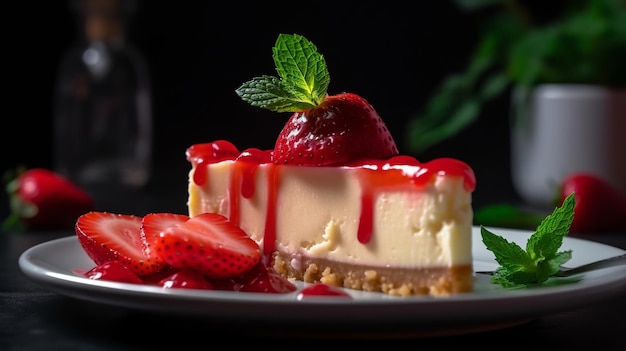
<box><xmin>236</xmin><ymin>33</ymin><xmax>398</xmax><ymax>166</ymax></box>
<box><xmin>558</xmin><ymin>173</ymin><xmax>626</xmax><ymax>233</ymax></box>
<box><xmin>3</xmin><ymin>167</ymin><xmax>94</xmax><ymax>230</ymax></box>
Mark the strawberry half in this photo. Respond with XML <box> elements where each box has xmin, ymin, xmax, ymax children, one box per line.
<box><xmin>4</xmin><ymin>168</ymin><xmax>94</xmax><ymax>230</ymax></box>
<box><xmin>75</xmin><ymin>212</ymin><xmax>162</xmax><ymax>276</ymax></box>
<box><xmin>273</xmin><ymin>92</ymin><xmax>398</xmax><ymax>166</ymax></box>
<box><xmin>153</xmin><ymin>212</ymin><xmax>261</xmax><ymax>279</ymax></box>
<box><xmin>141</xmin><ymin>213</ymin><xmax>190</xmax><ymax>265</ymax></box>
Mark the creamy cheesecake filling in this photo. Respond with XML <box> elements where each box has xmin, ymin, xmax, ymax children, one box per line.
<box><xmin>188</xmin><ymin>160</ymin><xmax>473</xmax><ymax>267</ymax></box>
<box><xmin>187</xmin><ymin>147</ymin><xmax>475</xmax><ymax>296</ymax></box>
<box><xmin>272</xmin><ymin>167</ymin><xmax>472</xmax><ymax>267</ymax></box>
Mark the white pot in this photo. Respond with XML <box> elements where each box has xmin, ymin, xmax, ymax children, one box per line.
<box><xmin>510</xmin><ymin>84</ymin><xmax>626</xmax><ymax>209</ymax></box>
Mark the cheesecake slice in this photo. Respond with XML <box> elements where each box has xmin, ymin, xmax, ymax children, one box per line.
<box><xmin>187</xmin><ymin>34</ymin><xmax>475</xmax><ymax>296</ymax></box>
<box><xmin>186</xmin><ymin>141</ymin><xmax>475</xmax><ymax>297</ymax></box>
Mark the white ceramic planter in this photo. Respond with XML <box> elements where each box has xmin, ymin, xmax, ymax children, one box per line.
<box><xmin>510</xmin><ymin>84</ymin><xmax>626</xmax><ymax>209</ymax></box>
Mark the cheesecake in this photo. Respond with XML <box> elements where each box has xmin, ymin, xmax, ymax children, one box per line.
<box><xmin>186</xmin><ymin>141</ymin><xmax>475</xmax><ymax>296</ymax></box>
<box><xmin>186</xmin><ymin>33</ymin><xmax>475</xmax><ymax>296</ymax></box>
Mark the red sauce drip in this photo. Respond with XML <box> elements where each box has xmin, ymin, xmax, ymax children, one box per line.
<box><xmin>297</xmin><ymin>283</ymin><xmax>352</xmax><ymax>299</ymax></box>
<box><xmin>228</xmin><ymin>164</ymin><xmax>241</xmax><ymax>226</ymax></box>
<box><xmin>263</xmin><ymin>165</ymin><xmax>279</xmax><ymax>254</ymax></box>
<box><xmin>186</xmin><ymin>140</ymin><xmax>241</xmax><ymax>186</ymax></box>
<box><xmin>346</xmin><ymin>156</ymin><xmax>476</xmax><ymax>192</ymax></box>
<box><xmin>229</xmin><ymin>148</ymin><xmax>272</xmax><ymax>231</ymax></box>
<box><xmin>357</xmin><ymin>186</ymin><xmax>374</xmax><ymax>244</ymax></box>
<box><xmin>236</xmin><ymin>148</ymin><xmax>272</xmax><ymax>199</ymax></box>
<box><xmin>354</xmin><ymin>157</ymin><xmax>475</xmax><ymax>244</ymax></box>
<box><xmin>193</xmin><ymin>161</ymin><xmax>209</xmax><ymax>187</ymax></box>
<box><xmin>427</xmin><ymin>157</ymin><xmax>477</xmax><ymax>192</ymax></box>
<box><xmin>240</xmin><ymin>162</ymin><xmax>257</xmax><ymax>199</ymax></box>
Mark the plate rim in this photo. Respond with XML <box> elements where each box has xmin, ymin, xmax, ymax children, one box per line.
<box><xmin>18</xmin><ymin>227</ymin><xmax>626</xmax><ymax>325</ymax></box>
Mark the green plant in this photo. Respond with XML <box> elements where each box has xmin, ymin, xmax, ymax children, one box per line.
<box><xmin>405</xmin><ymin>0</ymin><xmax>626</xmax><ymax>155</ymax></box>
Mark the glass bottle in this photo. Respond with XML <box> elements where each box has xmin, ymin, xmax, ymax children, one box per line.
<box><xmin>53</xmin><ymin>0</ymin><xmax>152</xmax><ymax>189</ymax></box>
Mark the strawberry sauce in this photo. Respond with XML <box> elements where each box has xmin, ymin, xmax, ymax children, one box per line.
<box><xmin>297</xmin><ymin>283</ymin><xmax>352</xmax><ymax>299</ymax></box>
<box><xmin>186</xmin><ymin>140</ymin><xmax>476</xmax><ymax>249</ymax></box>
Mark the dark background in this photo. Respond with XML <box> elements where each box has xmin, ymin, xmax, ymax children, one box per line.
<box><xmin>3</xmin><ymin>1</ymin><xmax>519</xmax><ymax>212</ymax></box>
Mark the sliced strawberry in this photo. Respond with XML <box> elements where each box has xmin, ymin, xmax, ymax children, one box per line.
<box><xmin>206</xmin><ymin>277</ymin><xmax>239</xmax><ymax>291</ymax></box>
<box><xmin>157</xmin><ymin>268</ymin><xmax>214</xmax><ymax>290</ymax></box>
<box><xmin>140</xmin><ymin>265</ymin><xmax>180</xmax><ymax>285</ymax></box>
<box><xmin>141</xmin><ymin>213</ymin><xmax>190</xmax><ymax>265</ymax></box>
<box><xmin>84</xmin><ymin>261</ymin><xmax>143</xmax><ymax>284</ymax></box>
<box><xmin>233</xmin><ymin>262</ymin><xmax>296</xmax><ymax>293</ymax></box>
<box><xmin>153</xmin><ymin>212</ymin><xmax>261</xmax><ymax>279</ymax></box>
<box><xmin>273</xmin><ymin>93</ymin><xmax>398</xmax><ymax>166</ymax></box>
<box><xmin>75</xmin><ymin>212</ymin><xmax>162</xmax><ymax>276</ymax></box>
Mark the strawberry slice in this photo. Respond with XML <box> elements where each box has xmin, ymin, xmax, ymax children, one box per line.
<box><xmin>141</xmin><ymin>213</ymin><xmax>190</xmax><ymax>265</ymax></box>
<box><xmin>234</xmin><ymin>262</ymin><xmax>296</xmax><ymax>293</ymax></box>
<box><xmin>273</xmin><ymin>92</ymin><xmax>398</xmax><ymax>166</ymax></box>
<box><xmin>84</xmin><ymin>261</ymin><xmax>143</xmax><ymax>284</ymax></box>
<box><xmin>75</xmin><ymin>212</ymin><xmax>162</xmax><ymax>276</ymax></box>
<box><xmin>157</xmin><ymin>268</ymin><xmax>214</xmax><ymax>290</ymax></box>
<box><xmin>153</xmin><ymin>212</ymin><xmax>261</xmax><ymax>279</ymax></box>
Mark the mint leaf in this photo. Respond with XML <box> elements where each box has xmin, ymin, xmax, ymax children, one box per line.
<box><xmin>273</xmin><ymin>33</ymin><xmax>329</xmax><ymax>104</ymax></box>
<box><xmin>236</xmin><ymin>76</ymin><xmax>316</xmax><ymax>112</ymax></box>
<box><xmin>480</xmin><ymin>227</ymin><xmax>534</xmax><ymax>272</ymax></box>
<box><xmin>527</xmin><ymin>193</ymin><xmax>575</xmax><ymax>263</ymax></box>
<box><xmin>480</xmin><ymin>193</ymin><xmax>576</xmax><ymax>287</ymax></box>
<box><xmin>236</xmin><ymin>33</ymin><xmax>329</xmax><ymax>112</ymax></box>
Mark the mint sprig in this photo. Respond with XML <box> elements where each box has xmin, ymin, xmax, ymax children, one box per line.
<box><xmin>235</xmin><ymin>33</ymin><xmax>330</xmax><ymax>112</ymax></box>
<box><xmin>480</xmin><ymin>193</ymin><xmax>576</xmax><ymax>288</ymax></box>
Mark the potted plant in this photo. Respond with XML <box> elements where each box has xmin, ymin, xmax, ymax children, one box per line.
<box><xmin>405</xmin><ymin>0</ymin><xmax>626</xmax><ymax>208</ymax></box>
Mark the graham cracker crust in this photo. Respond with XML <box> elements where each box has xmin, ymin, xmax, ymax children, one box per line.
<box><xmin>272</xmin><ymin>253</ymin><xmax>473</xmax><ymax>297</ymax></box>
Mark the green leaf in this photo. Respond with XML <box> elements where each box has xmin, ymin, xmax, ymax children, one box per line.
<box><xmin>235</xmin><ymin>33</ymin><xmax>330</xmax><ymax>112</ymax></box>
<box><xmin>273</xmin><ymin>33</ymin><xmax>329</xmax><ymax>105</ymax></box>
<box><xmin>478</xmin><ymin>73</ymin><xmax>510</xmax><ymax>100</ymax></box>
<box><xmin>480</xmin><ymin>193</ymin><xmax>576</xmax><ymax>288</ymax></box>
<box><xmin>492</xmin><ymin>268</ymin><xmax>544</xmax><ymax>288</ymax></box>
<box><xmin>527</xmin><ymin>193</ymin><xmax>575</xmax><ymax>258</ymax></box>
<box><xmin>404</xmin><ymin>32</ymin><xmax>514</xmax><ymax>155</ymax></box>
<box><xmin>473</xmin><ymin>203</ymin><xmax>547</xmax><ymax>229</ymax></box>
<box><xmin>481</xmin><ymin>226</ymin><xmax>533</xmax><ymax>268</ymax></box>
<box><xmin>236</xmin><ymin>76</ymin><xmax>316</xmax><ymax>112</ymax></box>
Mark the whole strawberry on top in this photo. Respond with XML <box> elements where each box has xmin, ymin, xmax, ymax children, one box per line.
<box><xmin>235</xmin><ymin>33</ymin><xmax>398</xmax><ymax>166</ymax></box>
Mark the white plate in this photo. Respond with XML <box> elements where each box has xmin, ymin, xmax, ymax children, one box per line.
<box><xmin>18</xmin><ymin>226</ymin><xmax>626</xmax><ymax>336</ymax></box>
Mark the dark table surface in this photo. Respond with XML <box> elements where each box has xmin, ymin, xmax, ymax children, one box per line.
<box><xmin>2</xmin><ymin>165</ymin><xmax>626</xmax><ymax>350</ymax></box>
